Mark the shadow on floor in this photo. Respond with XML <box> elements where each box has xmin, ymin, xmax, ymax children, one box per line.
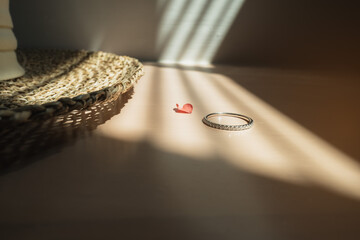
<box><xmin>1</xmin><ymin>130</ymin><xmax>360</xmax><ymax>239</ymax></box>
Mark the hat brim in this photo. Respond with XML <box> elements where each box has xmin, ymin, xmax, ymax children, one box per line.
<box><xmin>0</xmin><ymin>49</ymin><xmax>144</xmax><ymax>122</ymax></box>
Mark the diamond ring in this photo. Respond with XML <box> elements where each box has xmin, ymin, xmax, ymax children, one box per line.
<box><xmin>202</xmin><ymin>112</ymin><xmax>253</xmax><ymax>131</ymax></box>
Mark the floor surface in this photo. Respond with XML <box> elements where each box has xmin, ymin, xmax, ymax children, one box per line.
<box><xmin>1</xmin><ymin>63</ymin><xmax>360</xmax><ymax>239</ymax></box>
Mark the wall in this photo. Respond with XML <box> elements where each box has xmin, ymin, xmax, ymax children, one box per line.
<box><xmin>11</xmin><ymin>0</ymin><xmax>360</xmax><ymax>71</ymax></box>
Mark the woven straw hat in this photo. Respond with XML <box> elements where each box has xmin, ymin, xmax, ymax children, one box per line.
<box><xmin>0</xmin><ymin>49</ymin><xmax>144</xmax><ymax>122</ymax></box>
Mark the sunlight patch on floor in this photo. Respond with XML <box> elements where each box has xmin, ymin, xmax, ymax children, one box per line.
<box><xmin>97</xmin><ymin>65</ymin><xmax>360</xmax><ymax>199</ymax></box>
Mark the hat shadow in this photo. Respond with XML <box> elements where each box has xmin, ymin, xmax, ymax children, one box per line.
<box><xmin>0</xmin><ymin>89</ymin><xmax>134</xmax><ymax>174</ymax></box>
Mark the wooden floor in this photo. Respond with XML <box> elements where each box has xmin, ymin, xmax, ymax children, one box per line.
<box><xmin>1</xmin><ymin>63</ymin><xmax>360</xmax><ymax>239</ymax></box>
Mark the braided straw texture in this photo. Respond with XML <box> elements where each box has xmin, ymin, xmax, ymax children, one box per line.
<box><xmin>0</xmin><ymin>89</ymin><xmax>134</xmax><ymax>169</ymax></box>
<box><xmin>0</xmin><ymin>49</ymin><xmax>144</xmax><ymax>122</ymax></box>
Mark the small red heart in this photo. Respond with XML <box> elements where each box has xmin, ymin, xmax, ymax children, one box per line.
<box><xmin>174</xmin><ymin>103</ymin><xmax>193</xmax><ymax>114</ymax></box>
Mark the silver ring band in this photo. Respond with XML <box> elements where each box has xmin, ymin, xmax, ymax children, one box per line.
<box><xmin>202</xmin><ymin>112</ymin><xmax>253</xmax><ymax>131</ymax></box>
